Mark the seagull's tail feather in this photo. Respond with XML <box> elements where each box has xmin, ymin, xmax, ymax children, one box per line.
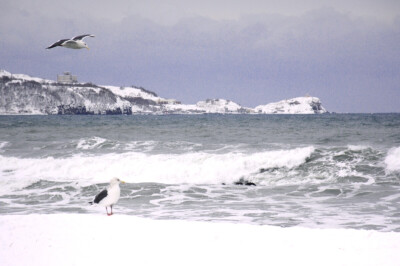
<box><xmin>89</xmin><ymin>201</ymin><xmax>94</xmax><ymax>205</ymax></box>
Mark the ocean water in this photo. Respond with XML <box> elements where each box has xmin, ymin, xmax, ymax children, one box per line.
<box><xmin>0</xmin><ymin>114</ymin><xmax>399</xmax><ymax>231</ymax></box>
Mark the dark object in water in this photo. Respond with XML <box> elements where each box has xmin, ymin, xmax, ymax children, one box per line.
<box><xmin>234</xmin><ymin>180</ymin><xmax>256</xmax><ymax>186</ymax></box>
<box><xmin>224</xmin><ymin>178</ymin><xmax>256</xmax><ymax>186</ymax></box>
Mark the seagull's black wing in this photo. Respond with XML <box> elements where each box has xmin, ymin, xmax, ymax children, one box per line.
<box><xmin>72</xmin><ymin>34</ymin><xmax>95</xmax><ymax>41</ymax></box>
<box><xmin>46</xmin><ymin>39</ymin><xmax>69</xmax><ymax>49</ymax></box>
<box><xmin>93</xmin><ymin>189</ymin><xmax>108</xmax><ymax>204</ymax></box>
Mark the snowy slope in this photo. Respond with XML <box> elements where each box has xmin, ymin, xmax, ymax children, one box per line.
<box><xmin>162</xmin><ymin>99</ymin><xmax>251</xmax><ymax>114</ymax></box>
<box><xmin>0</xmin><ymin>70</ymin><xmax>53</xmax><ymax>84</ymax></box>
<box><xmin>254</xmin><ymin>97</ymin><xmax>327</xmax><ymax>114</ymax></box>
<box><xmin>102</xmin><ymin>85</ymin><xmax>170</xmax><ymax>103</ymax></box>
<box><xmin>0</xmin><ymin>70</ymin><xmax>166</xmax><ymax>115</ymax></box>
<box><xmin>196</xmin><ymin>99</ymin><xmax>251</xmax><ymax>113</ymax></box>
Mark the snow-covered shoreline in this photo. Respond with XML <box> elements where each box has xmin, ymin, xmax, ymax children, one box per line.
<box><xmin>1</xmin><ymin>214</ymin><xmax>399</xmax><ymax>266</ymax></box>
<box><xmin>1</xmin><ymin>70</ymin><xmax>328</xmax><ymax>115</ymax></box>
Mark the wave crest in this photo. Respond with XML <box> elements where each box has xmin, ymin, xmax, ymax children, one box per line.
<box><xmin>0</xmin><ymin>141</ymin><xmax>8</xmax><ymax>153</ymax></box>
<box><xmin>0</xmin><ymin>146</ymin><xmax>315</xmax><ymax>191</ymax></box>
<box><xmin>76</xmin><ymin>137</ymin><xmax>108</xmax><ymax>150</ymax></box>
<box><xmin>385</xmin><ymin>147</ymin><xmax>400</xmax><ymax>172</ymax></box>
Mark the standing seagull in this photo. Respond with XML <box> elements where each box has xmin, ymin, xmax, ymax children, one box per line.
<box><xmin>90</xmin><ymin>178</ymin><xmax>125</xmax><ymax>216</ymax></box>
<box><xmin>46</xmin><ymin>34</ymin><xmax>95</xmax><ymax>50</ymax></box>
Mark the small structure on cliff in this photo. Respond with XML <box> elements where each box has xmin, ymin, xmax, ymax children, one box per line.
<box><xmin>57</xmin><ymin>72</ymin><xmax>78</xmax><ymax>84</ymax></box>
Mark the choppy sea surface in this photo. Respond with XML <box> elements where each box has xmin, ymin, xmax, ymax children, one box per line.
<box><xmin>0</xmin><ymin>114</ymin><xmax>399</xmax><ymax>231</ymax></box>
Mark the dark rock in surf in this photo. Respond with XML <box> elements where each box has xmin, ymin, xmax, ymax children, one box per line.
<box><xmin>233</xmin><ymin>178</ymin><xmax>256</xmax><ymax>186</ymax></box>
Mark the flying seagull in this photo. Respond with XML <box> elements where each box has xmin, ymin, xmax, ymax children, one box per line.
<box><xmin>89</xmin><ymin>178</ymin><xmax>125</xmax><ymax>216</ymax></box>
<box><xmin>46</xmin><ymin>34</ymin><xmax>95</xmax><ymax>50</ymax></box>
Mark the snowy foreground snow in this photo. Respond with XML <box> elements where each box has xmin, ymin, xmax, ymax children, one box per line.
<box><xmin>1</xmin><ymin>214</ymin><xmax>399</xmax><ymax>266</ymax></box>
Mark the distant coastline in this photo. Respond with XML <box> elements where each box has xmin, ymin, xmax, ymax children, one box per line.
<box><xmin>0</xmin><ymin>70</ymin><xmax>327</xmax><ymax>115</ymax></box>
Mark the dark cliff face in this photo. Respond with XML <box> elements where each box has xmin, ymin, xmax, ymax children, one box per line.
<box><xmin>310</xmin><ymin>100</ymin><xmax>324</xmax><ymax>113</ymax></box>
<box><xmin>124</xmin><ymin>97</ymin><xmax>157</xmax><ymax>106</ymax></box>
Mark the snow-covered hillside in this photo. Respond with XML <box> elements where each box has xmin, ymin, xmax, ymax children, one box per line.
<box><xmin>0</xmin><ymin>70</ymin><xmax>171</xmax><ymax>115</ymax></box>
<box><xmin>254</xmin><ymin>97</ymin><xmax>327</xmax><ymax>114</ymax></box>
<box><xmin>161</xmin><ymin>99</ymin><xmax>252</xmax><ymax>114</ymax></box>
<box><xmin>196</xmin><ymin>99</ymin><xmax>251</xmax><ymax>113</ymax></box>
<box><xmin>0</xmin><ymin>70</ymin><xmax>327</xmax><ymax>115</ymax></box>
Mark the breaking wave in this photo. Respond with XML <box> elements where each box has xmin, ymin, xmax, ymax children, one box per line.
<box><xmin>1</xmin><ymin>144</ymin><xmax>398</xmax><ymax>194</ymax></box>
<box><xmin>0</xmin><ymin>147</ymin><xmax>314</xmax><ymax>192</ymax></box>
<box><xmin>0</xmin><ymin>141</ymin><xmax>8</xmax><ymax>152</ymax></box>
<box><xmin>76</xmin><ymin>137</ymin><xmax>111</xmax><ymax>150</ymax></box>
<box><xmin>385</xmin><ymin>147</ymin><xmax>400</xmax><ymax>172</ymax></box>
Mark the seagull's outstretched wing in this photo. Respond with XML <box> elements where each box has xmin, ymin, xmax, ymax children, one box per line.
<box><xmin>93</xmin><ymin>189</ymin><xmax>108</xmax><ymax>204</ymax></box>
<box><xmin>72</xmin><ymin>34</ymin><xmax>95</xmax><ymax>41</ymax></box>
<box><xmin>46</xmin><ymin>39</ymin><xmax>69</xmax><ymax>49</ymax></box>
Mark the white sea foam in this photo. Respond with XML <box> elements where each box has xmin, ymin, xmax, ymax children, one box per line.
<box><xmin>347</xmin><ymin>145</ymin><xmax>369</xmax><ymax>151</ymax></box>
<box><xmin>124</xmin><ymin>140</ymin><xmax>202</xmax><ymax>152</ymax></box>
<box><xmin>76</xmin><ymin>137</ymin><xmax>108</xmax><ymax>150</ymax></box>
<box><xmin>0</xmin><ymin>141</ymin><xmax>8</xmax><ymax>152</ymax></box>
<box><xmin>0</xmin><ymin>146</ymin><xmax>314</xmax><ymax>192</ymax></box>
<box><xmin>124</xmin><ymin>140</ymin><xmax>158</xmax><ymax>152</ymax></box>
<box><xmin>385</xmin><ymin>147</ymin><xmax>400</xmax><ymax>172</ymax></box>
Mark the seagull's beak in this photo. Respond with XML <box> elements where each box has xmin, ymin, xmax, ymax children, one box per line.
<box><xmin>86</xmin><ymin>47</ymin><xmax>90</xmax><ymax>50</ymax></box>
<box><xmin>120</xmin><ymin>180</ymin><xmax>125</xmax><ymax>184</ymax></box>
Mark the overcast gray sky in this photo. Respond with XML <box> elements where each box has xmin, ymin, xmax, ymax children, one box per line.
<box><xmin>1</xmin><ymin>0</ymin><xmax>400</xmax><ymax>112</ymax></box>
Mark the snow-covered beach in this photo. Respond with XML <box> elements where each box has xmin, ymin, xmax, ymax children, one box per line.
<box><xmin>1</xmin><ymin>214</ymin><xmax>400</xmax><ymax>266</ymax></box>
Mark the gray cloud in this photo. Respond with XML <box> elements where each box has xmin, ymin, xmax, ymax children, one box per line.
<box><xmin>6</xmin><ymin>0</ymin><xmax>400</xmax><ymax>23</ymax></box>
<box><xmin>1</xmin><ymin>2</ymin><xmax>400</xmax><ymax>112</ymax></box>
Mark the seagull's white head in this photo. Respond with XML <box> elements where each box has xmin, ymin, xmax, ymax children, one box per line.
<box><xmin>110</xmin><ymin>178</ymin><xmax>125</xmax><ymax>186</ymax></box>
